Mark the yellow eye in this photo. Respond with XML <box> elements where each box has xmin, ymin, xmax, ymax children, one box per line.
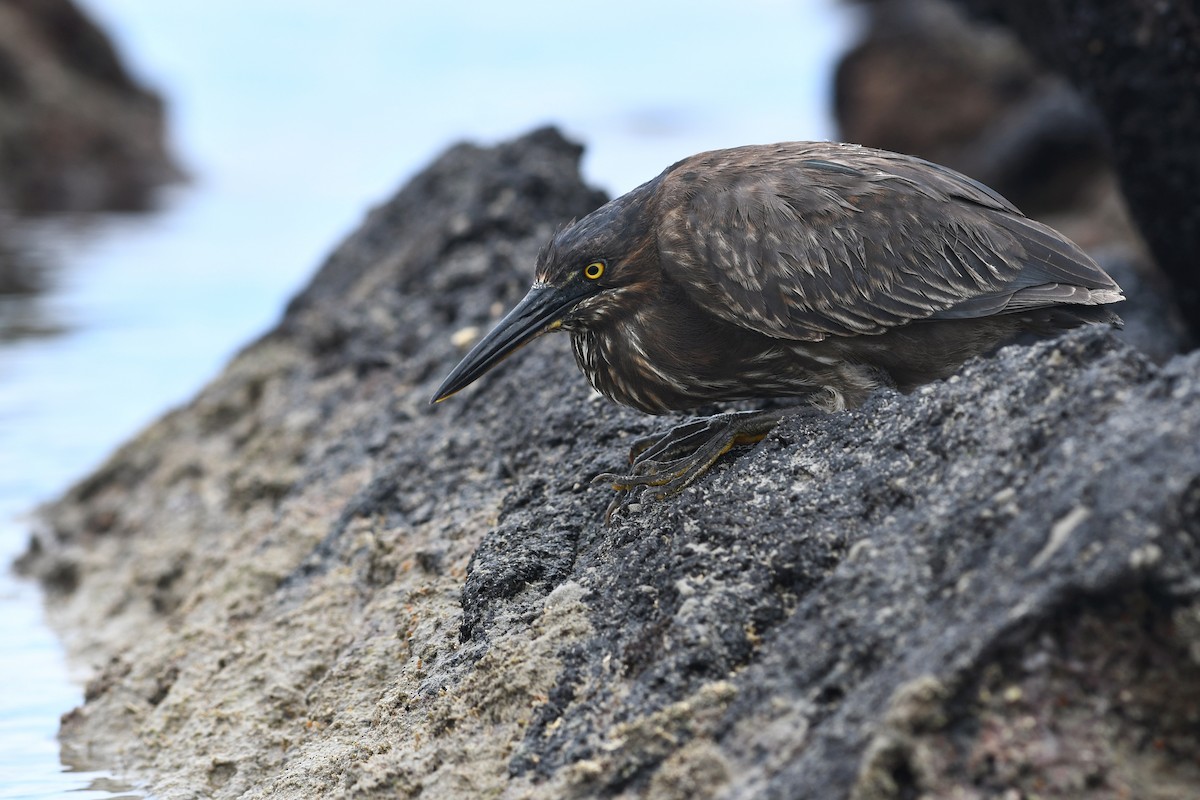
<box><xmin>583</xmin><ymin>261</ymin><xmax>605</xmax><ymax>280</ymax></box>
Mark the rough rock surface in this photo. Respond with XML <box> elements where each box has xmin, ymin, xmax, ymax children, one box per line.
<box><xmin>0</xmin><ymin>0</ymin><xmax>178</xmax><ymax>214</ymax></box>
<box><xmin>19</xmin><ymin>128</ymin><xmax>1200</xmax><ymax>799</ymax></box>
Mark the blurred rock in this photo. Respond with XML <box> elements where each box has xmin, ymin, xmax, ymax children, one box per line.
<box><xmin>951</xmin><ymin>0</ymin><xmax>1200</xmax><ymax>346</ymax></box>
<box><xmin>836</xmin><ymin>0</ymin><xmax>1107</xmax><ymax>217</ymax></box>
<box><xmin>836</xmin><ymin>0</ymin><xmax>1192</xmax><ymax>360</ymax></box>
<box><xmin>19</xmin><ymin>129</ymin><xmax>1200</xmax><ymax>799</ymax></box>
<box><xmin>0</xmin><ymin>0</ymin><xmax>180</xmax><ymax>214</ymax></box>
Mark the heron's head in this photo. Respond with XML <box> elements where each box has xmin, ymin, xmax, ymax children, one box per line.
<box><xmin>431</xmin><ymin>186</ymin><xmax>658</xmax><ymax>403</ymax></box>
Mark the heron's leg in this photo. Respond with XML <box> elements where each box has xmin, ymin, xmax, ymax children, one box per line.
<box><xmin>594</xmin><ymin>407</ymin><xmax>806</xmax><ymax>522</ymax></box>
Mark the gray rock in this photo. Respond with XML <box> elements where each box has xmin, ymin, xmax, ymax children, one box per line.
<box><xmin>19</xmin><ymin>128</ymin><xmax>1200</xmax><ymax>799</ymax></box>
<box><xmin>0</xmin><ymin>0</ymin><xmax>179</xmax><ymax>214</ymax></box>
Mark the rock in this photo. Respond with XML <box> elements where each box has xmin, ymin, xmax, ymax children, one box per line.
<box><xmin>835</xmin><ymin>0</ymin><xmax>1192</xmax><ymax>361</ymax></box>
<box><xmin>835</xmin><ymin>0</ymin><xmax>1108</xmax><ymax>218</ymax></box>
<box><xmin>0</xmin><ymin>0</ymin><xmax>179</xmax><ymax>214</ymax></box>
<box><xmin>18</xmin><ymin>127</ymin><xmax>1200</xmax><ymax>799</ymax></box>
<box><xmin>944</xmin><ymin>0</ymin><xmax>1200</xmax><ymax>340</ymax></box>
<box><xmin>0</xmin><ymin>0</ymin><xmax>181</xmax><ymax>336</ymax></box>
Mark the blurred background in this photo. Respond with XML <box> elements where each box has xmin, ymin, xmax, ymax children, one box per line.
<box><xmin>0</xmin><ymin>1</ymin><xmax>853</xmax><ymax>796</ymax></box>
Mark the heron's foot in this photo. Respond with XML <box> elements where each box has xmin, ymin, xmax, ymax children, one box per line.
<box><xmin>594</xmin><ymin>408</ymin><xmax>796</xmax><ymax>522</ymax></box>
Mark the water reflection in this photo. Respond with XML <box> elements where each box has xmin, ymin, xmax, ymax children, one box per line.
<box><xmin>0</xmin><ymin>217</ymin><xmax>56</xmax><ymax>342</ymax></box>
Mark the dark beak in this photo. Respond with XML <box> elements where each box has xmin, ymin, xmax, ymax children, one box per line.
<box><xmin>431</xmin><ymin>284</ymin><xmax>583</xmax><ymax>403</ymax></box>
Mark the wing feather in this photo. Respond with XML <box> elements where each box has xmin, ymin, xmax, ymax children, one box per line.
<box><xmin>654</xmin><ymin>142</ymin><xmax>1122</xmax><ymax>341</ymax></box>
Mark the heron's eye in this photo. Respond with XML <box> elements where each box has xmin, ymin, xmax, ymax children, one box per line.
<box><xmin>583</xmin><ymin>261</ymin><xmax>605</xmax><ymax>280</ymax></box>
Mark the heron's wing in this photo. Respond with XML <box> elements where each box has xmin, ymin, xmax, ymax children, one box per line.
<box><xmin>655</xmin><ymin>143</ymin><xmax>1122</xmax><ymax>342</ymax></box>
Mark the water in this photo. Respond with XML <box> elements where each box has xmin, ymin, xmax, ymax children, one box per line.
<box><xmin>0</xmin><ymin>1</ymin><xmax>854</xmax><ymax>796</ymax></box>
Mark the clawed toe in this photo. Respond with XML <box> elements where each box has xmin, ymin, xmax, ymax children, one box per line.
<box><xmin>627</xmin><ymin>418</ymin><xmax>716</xmax><ymax>464</ymax></box>
<box><xmin>597</xmin><ymin>408</ymin><xmax>795</xmax><ymax>522</ymax></box>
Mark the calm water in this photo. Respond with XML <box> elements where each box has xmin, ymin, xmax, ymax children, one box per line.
<box><xmin>0</xmin><ymin>1</ymin><xmax>854</xmax><ymax>796</ymax></box>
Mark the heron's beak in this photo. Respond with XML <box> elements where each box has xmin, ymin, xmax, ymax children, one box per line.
<box><xmin>432</xmin><ymin>284</ymin><xmax>583</xmax><ymax>403</ymax></box>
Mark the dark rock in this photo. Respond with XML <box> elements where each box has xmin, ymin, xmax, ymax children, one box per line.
<box><xmin>0</xmin><ymin>0</ymin><xmax>180</xmax><ymax>214</ymax></box>
<box><xmin>836</xmin><ymin>0</ymin><xmax>1109</xmax><ymax>217</ymax></box>
<box><xmin>947</xmin><ymin>0</ymin><xmax>1200</xmax><ymax>340</ymax></box>
<box><xmin>0</xmin><ymin>0</ymin><xmax>182</xmax><ymax>341</ymax></box>
<box><xmin>856</xmin><ymin>590</ymin><xmax>1200</xmax><ymax>798</ymax></box>
<box><xmin>836</xmin><ymin>0</ymin><xmax>1193</xmax><ymax>360</ymax></box>
<box><xmin>19</xmin><ymin>127</ymin><xmax>1200</xmax><ymax>798</ymax></box>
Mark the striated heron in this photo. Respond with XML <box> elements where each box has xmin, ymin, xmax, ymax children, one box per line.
<box><xmin>432</xmin><ymin>142</ymin><xmax>1123</xmax><ymax>518</ymax></box>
